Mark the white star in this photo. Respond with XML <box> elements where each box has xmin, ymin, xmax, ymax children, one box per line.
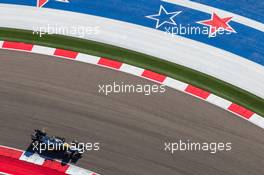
<box><xmin>146</xmin><ymin>5</ymin><xmax>182</xmax><ymax>29</ymax></box>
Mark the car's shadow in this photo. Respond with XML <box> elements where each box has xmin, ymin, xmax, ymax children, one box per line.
<box><xmin>25</xmin><ymin>142</ymin><xmax>82</xmax><ymax>165</ymax></box>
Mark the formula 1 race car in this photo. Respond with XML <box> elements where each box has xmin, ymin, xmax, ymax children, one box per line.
<box><xmin>31</xmin><ymin>129</ymin><xmax>83</xmax><ymax>160</ymax></box>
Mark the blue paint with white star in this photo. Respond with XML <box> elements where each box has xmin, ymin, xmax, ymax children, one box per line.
<box><xmin>0</xmin><ymin>0</ymin><xmax>264</xmax><ymax>66</ymax></box>
<box><xmin>146</xmin><ymin>6</ymin><xmax>182</xmax><ymax>28</ymax></box>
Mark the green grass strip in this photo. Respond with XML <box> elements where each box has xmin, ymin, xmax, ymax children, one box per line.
<box><xmin>1</xmin><ymin>27</ymin><xmax>263</xmax><ymax>117</ymax></box>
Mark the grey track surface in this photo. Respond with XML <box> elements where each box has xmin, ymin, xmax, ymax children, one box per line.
<box><xmin>0</xmin><ymin>49</ymin><xmax>263</xmax><ymax>175</ymax></box>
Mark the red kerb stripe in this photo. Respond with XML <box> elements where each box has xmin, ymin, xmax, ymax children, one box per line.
<box><xmin>0</xmin><ymin>146</ymin><xmax>23</xmax><ymax>159</ymax></box>
<box><xmin>0</xmin><ymin>156</ymin><xmax>67</xmax><ymax>175</ymax></box>
<box><xmin>2</xmin><ymin>41</ymin><xmax>33</xmax><ymax>51</ymax></box>
<box><xmin>185</xmin><ymin>85</ymin><xmax>210</xmax><ymax>99</ymax></box>
<box><xmin>228</xmin><ymin>103</ymin><xmax>254</xmax><ymax>119</ymax></box>
<box><xmin>98</xmin><ymin>58</ymin><xmax>122</xmax><ymax>69</ymax></box>
<box><xmin>141</xmin><ymin>70</ymin><xmax>166</xmax><ymax>82</ymax></box>
<box><xmin>42</xmin><ymin>160</ymin><xmax>70</xmax><ymax>172</ymax></box>
<box><xmin>54</xmin><ymin>49</ymin><xmax>78</xmax><ymax>59</ymax></box>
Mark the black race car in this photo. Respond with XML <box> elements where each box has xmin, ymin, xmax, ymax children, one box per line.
<box><xmin>31</xmin><ymin>129</ymin><xmax>83</xmax><ymax>160</ymax></box>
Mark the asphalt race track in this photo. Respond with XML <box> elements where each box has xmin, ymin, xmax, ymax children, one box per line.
<box><xmin>0</xmin><ymin>50</ymin><xmax>264</xmax><ymax>175</ymax></box>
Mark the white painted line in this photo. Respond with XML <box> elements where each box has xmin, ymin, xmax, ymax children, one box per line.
<box><xmin>66</xmin><ymin>165</ymin><xmax>99</xmax><ymax>175</ymax></box>
<box><xmin>19</xmin><ymin>152</ymin><xmax>45</xmax><ymax>165</ymax></box>
<box><xmin>162</xmin><ymin>0</ymin><xmax>264</xmax><ymax>32</ymax></box>
<box><xmin>163</xmin><ymin>77</ymin><xmax>188</xmax><ymax>91</ymax></box>
<box><xmin>249</xmin><ymin>114</ymin><xmax>264</xmax><ymax>128</ymax></box>
<box><xmin>32</xmin><ymin>45</ymin><xmax>55</xmax><ymax>56</ymax></box>
<box><xmin>76</xmin><ymin>53</ymin><xmax>100</xmax><ymax>65</ymax></box>
<box><xmin>0</xmin><ymin>172</ymin><xmax>12</xmax><ymax>175</ymax></box>
<box><xmin>0</xmin><ymin>145</ymin><xmax>23</xmax><ymax>152</ymax></box>
<box><xmin>120</xmin><ymin>64</ymin><xmax>145</xmax><ymax>76</ymax></box>
<box><xmin>206</xmin><ymin>94</ymin><xmax>232</xmax><ymax>109</ymax></box>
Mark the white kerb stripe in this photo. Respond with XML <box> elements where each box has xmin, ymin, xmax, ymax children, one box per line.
<box><xmin>76</xmin><ymin>53</ymin><xmax>100</xmax><ymax>65</ymax></box>
<box><xmin>249</xmin><ymin>114</ymin><xmax>264</xmax><ymax>128</ymax></box>
<box><xmin>120</xmin><ymin>64</ymin><xmax>145</xmax><ymax>76</ymax></box>
<box><xmin>0</xmin><ymin>41</ymin><xmax>4</xmax><ymax>48</ymax></box>
<box><xmin>66</xmin><ymin>165</ymin><xmax>99</xmax><ymax>175</ymax></box>
<box><xmin>163</xmin><ymin>77</ymin><xmax>188</xmax><ymax>91</ymax></box>
<box><xmin>162</xmin><ymin>0</ymin><xmax>264</xmax><ymax>32</ymax></box>
<box><xmin>206</xmin><ymin>94</ymin><xmax>232</xmax><ymax>109</ymax></box>
<box><xmin>32</xmin><ymin>45</ymin><xmax>56</xmax><ymax>56</ymax></box>
<box><xmin>19</xmin><ymin>152</ymin><xmax>45</xmax><ymax>165</ymax></box>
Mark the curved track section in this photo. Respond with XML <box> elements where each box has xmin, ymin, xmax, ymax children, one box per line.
<box><xmin>1</xmin><ymin>4</ymin><xmax>264</xmax><ymax>98</ymax></box>
<box><xmin>0</xmin><ymin>50</ymin><xmax>264</xmax><ymax>175</ymax></box>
